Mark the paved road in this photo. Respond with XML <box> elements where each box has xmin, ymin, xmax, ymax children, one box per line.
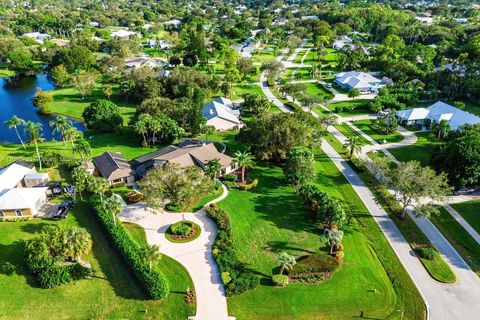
<box><xmin>260</xmin><ymin>61</ymin><xmax>480</xmax><ymax>318</ymax></box>
<box><xmin>119</xmin><ymin>185</ymin><xmax>234</xmax><ymax>320</ymax></box>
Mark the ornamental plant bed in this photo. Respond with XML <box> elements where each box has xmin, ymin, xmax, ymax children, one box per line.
<box><xmin>165</xmin><ymin>221</ymin><xmax>201</xmax><ymax>243</ymax></box>
<box><xmin>288</xmin><ymin>252</ymin><xmax>340</xmax><ymax>284</ymax></box>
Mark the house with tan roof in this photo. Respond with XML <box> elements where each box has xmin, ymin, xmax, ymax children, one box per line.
<box><xmin>92</xmin><ymin>151</ymin><xmax>135</xmax><ymax>186</ymax></box>
<box><xmin>131</xmin><ymin>140</ymin><xmax>236</xmax><ymax>178</ymax></box>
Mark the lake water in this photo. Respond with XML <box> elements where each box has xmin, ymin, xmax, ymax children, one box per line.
<box><xmin>0</xmin><ymin>73</ymin><xmax>85</xmax><ymax>144</ymax></box>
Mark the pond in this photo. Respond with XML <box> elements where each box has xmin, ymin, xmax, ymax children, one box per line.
<box><xmin>0</xmin><ymin>73</ymin><xmax>85</xmax><ymax>144</ymax></box>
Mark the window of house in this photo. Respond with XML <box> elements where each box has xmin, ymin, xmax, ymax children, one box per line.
<box><xmin>15</xmin><ymin>210</ymin><xmax>22</xmax><ymax>217</ymax></box>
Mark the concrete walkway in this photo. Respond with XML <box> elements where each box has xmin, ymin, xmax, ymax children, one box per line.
<box><xmin>443</xmin><ymin>204</ymin><xmax>480</xmax><ymax>245</ymax></box>
<box><xmin>119</xmin><ymin>185</ymin><xmax>234</xmax><ymax>320</ymax></box>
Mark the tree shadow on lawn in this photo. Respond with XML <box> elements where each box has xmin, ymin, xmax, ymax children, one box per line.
<box><xmin>20</xmin><ymin>222</ymin><xmax>51</xmax><ymax>234</ymax></box>
<box><xmin>0</xmin><ymin>241</ymin><xmax>43</xmax><ymax>288</ymax></box>
<box><xmin>77</xmin><ymin>205</ymin><xmax>150</xmax><ymax>300</ymax></box>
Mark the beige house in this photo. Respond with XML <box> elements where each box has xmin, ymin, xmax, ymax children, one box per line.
<box><xmin>131</xmin><ymin>140</ymin><xmax>236</xmax><ymax>178</ymax></box>
<box><xmin>93</xmin><ymin>151</ymin><xmax>135</xmax><ymax>186</ymax></box>
<box><xmin>0</xmin><ymin>162</ymin><xmax>49</xmax><ymax>218</ymax></box>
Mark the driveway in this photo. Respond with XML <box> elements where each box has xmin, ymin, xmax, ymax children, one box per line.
<box><xmin>119</xmin><ymin>185</ymin><xmax>234</xmax><ymax>320</ymax></box>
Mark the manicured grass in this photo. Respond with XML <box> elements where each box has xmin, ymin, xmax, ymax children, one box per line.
<box><xmin>326</xmin><ymin>99</ymin><xmax>371</xmax><ymax>116</ymax></box>
<box><xmin>293</xmin><ymin>49</ymin><xmax>307</xmax><ymax>64</ymax></box>
<box><xmin>388</xmin><ymin>132</ymin><xmax>441</xmax><ymax>166</ymax></box>
<box><xmin>230</xmin><ymin>84</ymin><xmax>264</xmax><ymax>100</ymax></box>
<box><xmin>215</xmin><ymin>148</ymin><xmax>424</xmax><ymax>318</ymax></box>
<box><xmin>0</xmin><ymin>68</ymin><xmax>15</xmax><ymax>78</ymax></box>
<box><xmin>325</xmin><ymin>133</ymin><xmax>456</xmax><ymax>285</ymax></box>
<box><xmin>353</xmin><ymin>119</ymin><xmax>404</xmax><ymax>144</ymax></box>
<box><xmin>0</xmin><ymin>129</ymin><xmax>156</xmax><ymax>166</ymax></box>
<box><xmin>429</xmin><ymin>207</ymin><xmax>480</xmax><ymax>277</ymax></box>
<box><xmin>45</xmin><ymin>84</ymin><xmax>136</xmax><ymax>123</ymax></box>
<box><xmin>451</xmin><ymin>200</ymin><xmax>480</xmax><ymax>235</ymax></box>
<box><xmin>165</xmin><ymin>221</ymin><xmax>202</xmax><ymax>243</ymax></box>
<box><xmin>0</xmin><ymin>202</ymin><xmax>194</xmax><ymax>319</ymax></box>
<box><xmin>251</xmin><ymin>50</ymin><xmax>279</xmax><ymax>63</ymax></box>
<box><xmin>302</xmin><ymin>82</ymin><xmax>334</xmax><ymax>100</ymax></box>
<box><xmin>335</xmin><ymin>123</ymin><xmax>371</xmax><ymax>145</ymax></box>
<box><xmin>185</xmin><ymin>186</ymin><xmax>224</xmax><ymax>212</ymax></box>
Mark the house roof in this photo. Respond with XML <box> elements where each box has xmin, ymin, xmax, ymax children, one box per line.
<box><xmin>203</xmin><ymin>101</ymin><xmax>240</xmax><ymax>124</ymax></box>
<box><xmin>0</xmin><ymin>162</ymin><xmax>34</xmax><ymax>189</ymax></box>
<box><xmin>335</xmin><ymin>72</ymin><xmax>384</xmax><ymax>89</ymax></box>
<box><xmin>0</xmin><ymin>187</ymin><xmax>47</xmax><ymax>211</ymax></box>
<box><xmin>397</xmin><ymin>108</ymin><xmax>430</xmax><ymax>121</ymax></box>
<box><xmin>132</xmin><ymin>142</ymin><xmax>233</xmax><ymax>171</ymax></box>
<box><xmin>24</xmin><ymin>173</ymin><xmax>49</xmax><ymax>180</ymax></box>
<box><xmin>111</xmin><ymin>30</ymin><xmax>140</xmax><ymax>38</ymax></box>
<box><xmin>427</xmin><ymin>101</ymin><xmax>480</xmax><ymax>130</ymax></box>
<box><xmin>213</xmin><ymin>96</ymin><xmax>234</xmax><ymax>108</ymax></box>
<box><xmin>93</xmin><ymin>151</ymin><xmax>134</xmax><ymax>181</ymax></box>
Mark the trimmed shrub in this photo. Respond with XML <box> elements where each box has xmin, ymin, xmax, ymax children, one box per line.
<box><xmin>238</xmin><ymin>179</ymin><xmax>258</xmax><ymax>191</ymax></box>
<box><xmin>68</xmin><ymin>263</ymin><xmax>92</xmax><ymax>280</ymax></box>
<box><xmin>416</xmin><ymin>247</ymin><xmax>438</xmax><ymax>261</ymax></box>
<box><xmin>125</xmin><ymin>191</ymin><xmax>144</xmax><ymax>203</ymax></box>
<box><xmin>334</xmin><ymin>251</ymin><xmax>344</xmax><ymax>261</ymax></box>
<box><xmin>272</xmin><ymin>274</ymin><xmax>289</xmax><ymax>287</ymax></box>
<box><xmin>91</xmin><ymin>196</ymin><xmax>169</xmax><ymax>299</ymax></box>
<box><xmin>166</xmin><ymin>202</ymin><xmax>185</xmax><ymax>212</ymax></box>
<box><xmin>289</xmin><ymin>252</ymin><xmax>340</xmax><ymax>276</ymax></box>
<box><xmin>206</xmin><ymin>204</ymin><xmax>259</xmax><ymax>296</ymax></box>
<box><xmin>37</xmin><ymin>263</ymin><xmax>72</xmax><ymax>288</ymax></box>
<box><xmin>1</xmin><ymin>217</ymin><xmax>33</xmax><ymax>222</ymax></box>
<box><xmin>171</xmin><ymin>221</ymin><xmax>193</xmax><ymax>236</ymax></box>
<box><xmin>223</xmin><ymin>174</ymin><xmax>238</xmax><ymax>182</ymax></box>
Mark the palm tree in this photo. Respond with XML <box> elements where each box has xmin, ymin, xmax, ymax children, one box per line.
<box><xmin>233</xmin><ymin>150</ymin><xmax>255</xmax><ymax>183</ymax></box>
<box><xmin>49</xmin><ymin>115</ymin><xmax>72</xmax><ymax>145</ymax></box>
<box><xmin>205</xmin><ymin>158</ymin><xmax>221</xmax><ymax>180</ymax></box>
<box><xmin>202</xmin><ymin>125</ymin><xmax>215</xmax><ymax>142</ymax></box>
<box><xmin>433</xmin><ymin>119</ymin><xmax>451</xmax><ymax>140</ymax></box>
<box><xmin>102</xmin><ymin>196</ymin><xmax>122</xmax><ymax>227</ymax></box>
<box><xmin>64</xmin><ymin>127</ymin><xmax>81</xmax><ymax>149</ymax></box>
<box><xmin>73</xmin><ymin>138</ymin><xmax>91</xmax><ymax>161</ymax></box>
<box><xmin>325</xmin><ymin>229</ymin><xmax>344</xmax><ymax>254</ymax></box>
<box><xmin>143</xmin><ymin>244</ymin><xmax>162</xmax><ymax>272</ymax></box>
<box><xmin>4</xmin><ymin>115</ymin><xmax>27</xmax><ymax>149</ymax></box>
<box><xmin>343</xmin><ymin>135</ymin><xmax>362</xmax><ymax>159</ymax></box>
<box><xmin>322</xmin><ymin>114</ymin><xmax>337</xmax><ymax>128</ymax></box>
<box><xmin>24</xmin><ymin>121</ymin><xmax>45</xmax><ymax>169</ymax></box>
<box><xmin>62</xmin><ymin>227</ymin><xmax>92</xmax><ymax>261</ymax></box>
<box><xmin>87</xmin><ymin>176</ymin><xmax>110</xmax><ymax>201</ymax></box>
<box><xmin>72</xmin><ymin>165</ymin><xmax>89</xmax><ymax>201</ymax></box>
<box><xmin>276</xmin><ymin>252</ymin><xmax>296</xmax><ymax>275</ymax></box>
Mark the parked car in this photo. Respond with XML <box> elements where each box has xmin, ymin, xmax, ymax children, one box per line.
<box><xmin>52</xmin><ymin>200</ymin><xmax>74</xmax><ymax>219</ymax></box>
<box><xmin>454</xmin><ymin>187</ymin><xmax>476</xmax><ymax>195</ymax></box>
<box><xmin>325</xmin><ymin>83</ymin><xmax>333</xmax><ymax>88</ymax></box>
<box><xmin>47</xmin><ymin>181</ymin><xmax>63</xmax><ymax>196</ymax></box>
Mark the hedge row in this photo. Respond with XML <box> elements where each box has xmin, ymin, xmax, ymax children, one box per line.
<box><xmin>91</xmin><ymin>196</ymin><xmax>169</xmax><ymax>299</ymax></box>
<box><xmin>206</xmin><ymin>204</ymin><xmax>259</xmax><ymax>296</ymax></box>
<box><xmin>289</xmin><ymin>252</ymin><xmax>340</xmax><ymax>276</ymax></box>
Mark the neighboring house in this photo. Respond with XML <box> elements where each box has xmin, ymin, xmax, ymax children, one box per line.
<box><xmin>131</xmin><ymin>140</ymin><xmax>236</xmax><ymax>178</ymax></box>
<box><xmin>334</xmin><ymin>71</ymin><xmax>387</xmax><ymax>93</ymax></box>
<box><xmin>124</xmin><ymin>57</ymin><xmax>167</xmax><ymax>70</ymax></box>
<box><xmin>397</xmin><ymin>101</ymin><xmax>480</xmax><ymax>130</ymax></box>
<box><xmin>164</xmin><ymin>19</ymin><xmax>181</xmax><ymax>28</ymax></box>
<box><xmin>89</xmin><ymin>21</ymin><xmax>99</xmax><ymax>27</ymax></box>
<box><xmin>0</xmin><ymin>162</ymin><xmax>49</xmax><ymax>218</ymax></box>
<box><xmin>50</xmin><ymin>38</ymin><xmax>70</xmax><ymax>48</ymax></box>
<box><xmin>111</xmin><ymin>29</ymin><xmax>141</xmax><ymax>39</ymax></box>
<box><xmin>301</xmin><ymin>15</ymin><xmax>318</xmax><ymax>20</ymax></box>
<box><xmin>23</xmin><ymin>32</ymin><xmax>50</xmax><ymax>44</ymax></box>
<box><xmin>147</xmin><ymin>39</ymin><xmax>169</xmax><ymax>50</ymax></box>
<box><xmin>203</xmin><ymin>97</ymin><xmax>241</xmax><ymax>131</ymax></box>
<box><xmin>92</xmin><ymin>151</ymin><xmax>135</xmax><ymax>186</ymax></box>
<box><xmin>24</xmin><ymin>173</ymin><xmax>49</xmax><ymax>188</ymax></box>
<box><xmin>454</xmin><ymin>18</ymin><xmax>469</xmax><ymax>24</ymax></box>
<box><xmin>332</xmin><ymin>35</ymin><xmax>354</xmax><ymax>50</ymax></box>
<box><xmin>415</xmin><ymin>16</ymin><xmax>434</xmax><ymax>25</ymax></box>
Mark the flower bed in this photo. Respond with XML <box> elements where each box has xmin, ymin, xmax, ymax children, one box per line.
<box><xmin>165</xmin><ymin>221</ymin><xmax>201</xmax><ymax>243</ymax></box>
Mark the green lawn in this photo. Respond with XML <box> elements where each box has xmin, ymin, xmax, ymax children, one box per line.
<box><xmin>388</xmin><ymin>132</ymin><xmax>441</xmax><ymax>166</ymax></box>
<box><xmin>302</xmin><ymin>82</ymin><xmax>334</xmax><ymax>100</ymax></box>
<box><xmin>45</xmin><ymin>84</ymin><xmax>136</xmax><ymax>123</ymax></box>
<box><xmin>0</xmin><ymin>129</ymin><xmax>155</xmax><ymax>166</ymax></box>
<box><xmin>185</xmin><ymin>186</ymin><xmax>224</xmax><ymax>212</ymax></box>
<box><xmin>335</xmin><ymin>123</ymin><xmax>371</xmax><ymax>145</ymax></box>
<box><xmin>430</xmin><ymin>207</ymin><xmax>480</xmax><ymax>277</ymax></box>
<box><xmin>251</xmin><ymin>50</ymin><xmax>279</xmax><ymax>64</ymax></box>
<box><xmin>230</xmin><ymin>84</ymin><xmax>264</xmax><ymax>100</ymax></box>
<box><xmin>353</xmin><ymin>119</ymin><xmax>404</xmax><ymax>144</ymax></box>
<box><xmin>214</xmin><ymin>151</ymin><xmax>424</xmax><ymax>319</ymax></box>
<box><xmin>293</xmin><ymin>49</ymin><xmax>307</xmax><ymax>64</ymax></box>
<box><xmin>451</xmin><ymin>200</ymin><xmax>480</xmax><ymax>235</ymax></box>
<box><xmin>325</xmin><ymin>99</ymin><xmax>371</xmax><ymax>116</ymax></box>
<box><xmin>325</xmin><ymin>133</ymin><xmax>456</xmax><ymax>285</ymax></box>
<box><xmin>0</xmin><ymin>202</ymin><xmax>194</xmax><ymax>319</ymax></box>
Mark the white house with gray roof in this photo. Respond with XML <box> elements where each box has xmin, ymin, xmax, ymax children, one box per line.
<box><xmin>334</xmin><ymin>71</ymin><xmax>387</xmax><ymax>93</ymax></box>
<box><xmin>202</xmin><ymin>97</ymin><xmax>241</xmax><ymax>131</ymax></box>
<box><xmin>397</xmin><ymin>101</ymin><xmax>480</xmax><ymax>130</ymax></box>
